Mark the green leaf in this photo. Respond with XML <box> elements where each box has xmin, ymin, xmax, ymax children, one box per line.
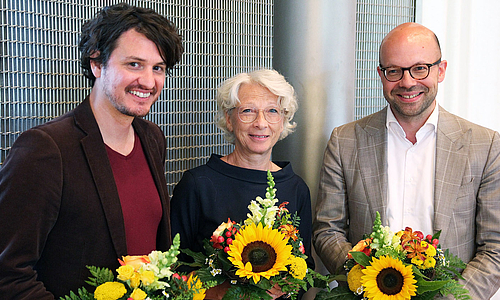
<box><xmin>416</xmin><ymin>278</ymin><xmax>450</xmax><ymax>294</ymax></box>
<box><xmin>85</xmin><ymin>266</ymin><xmax>114</xmax><ymax>287</ymax></box>
<box><xmin>222</xmin><ymin>284</ymin><xmax>271</xmax><ymax>300</ymax></box>
<box><xmin>58</xmin><ymin>287</ymin><xmax>93</xmax><ymax>300</ymax></box>
<box><xmin>350</xmin><ymin>251</ymin><xmax>371</xmax><ymax>267</ymax></box>
<box><xmin>180</xmin><ymin>248</ymin><xmax>207</xmax><ymax>267</ymax></box>
<box><xmin>412</xmin><ymin>290</ymin><xmax>440</xmax><ymax>300</ymax></box>
<box><xmin>432</xmin><ymin>230</ymin><xmax>441</xmax><ymax>241</ymax></box>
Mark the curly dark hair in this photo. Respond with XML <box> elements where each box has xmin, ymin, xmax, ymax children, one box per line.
<box><xmin>79</xmin><ymin>3</ymin><xmax>184</xmax><ymax>86</ymax></box>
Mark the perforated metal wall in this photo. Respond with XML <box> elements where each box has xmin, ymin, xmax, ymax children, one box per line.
<box><xmin>0</xmin><ymin>0</ymin><xmax>273</xmax><ymax>193</ymax></box>
<box><xmin>355</xmin><ymin>0</ymin><xmax>416</xmax><ymax>119</ymax></box>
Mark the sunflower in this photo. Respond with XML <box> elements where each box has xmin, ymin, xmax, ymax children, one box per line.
<box><xmin>227</xmin><ymin>222</ymin><xmax>292</xmax><ymax>283</ymax></box>
<box><xmin>361</xmin><ymin>255</ymin><xmax>417</xmax><ymax>300</ymax></box>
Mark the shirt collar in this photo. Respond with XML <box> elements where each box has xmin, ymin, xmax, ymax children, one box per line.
<box><xmin>386</xmin><ymin>104</ymin><xmax>439</xmax><ymax>133</ymax></box>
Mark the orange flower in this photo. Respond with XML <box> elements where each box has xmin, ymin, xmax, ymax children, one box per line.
<box><xmin>212</xmin><ymin>218</ymin><xmax>236</xmax><ymax>237</ymax></box>
<box><xmin>400</xmin><ymin>227</ymin><xmax>428</xmax><ymax>260</ymax></box>
<box><xmin>400</xmin><ymin>227</ymin><xmax>421</xmax><ymax>246</ymax></box>
<box><xmin>277</xmin><ymin>201</ymin><xmax>290</xmax><ymax>218</ymax></box>
<box><xmin>348</xmin><ymin>238</ymin><xmax>372</xmax><ymax>259</ymax></box>
<box><xmin>118</xmin><ymin>255</ymin><xmax>150</xmax><ymax>270</ymax></box>
<box><xmin>279</xmin><ymin>224</ymin><xmax>299</xmax><ymax>241</ymax></box>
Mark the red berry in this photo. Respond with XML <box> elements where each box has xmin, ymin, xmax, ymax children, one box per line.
<box><xmin>225</xmin><ymin>231</ymin><xmax>232</xmax><ymax>237</ymax></box>
<box><xmin>226</xmin><ymin>238</ymin><xmax>233</xmax><ymax>245</ymax></box>
<box><xmin>173</xmin><ymin>273</ymin><xmax>181</xmax><ymax>280</ymax></box>
<box><xmin>217</xmin><ymin>236</ymin><xmax>225</xmax><ymax>243</ymax></box>
<box><xmin>224</xmin><ymin>246</ymin><xmax>230</xmax><ymax>252</ymax></box>
<box><xmin>182</xmin><ymin>275</ymin><xmax>187</xmax><ymax>281</ymax></box>
<box><xmin>433</xmin><ymin>239</ymin><xmax>439</xmax><ymax>245</ymax></box>
<box><xmin>426</xmin><ymin>234</ymin><xmax>433</xmax><ymax>241</ymax></box>
<box><xmin>415</xmin><ymin>231</ymin><xmax>424</xmax><ymax>240</ymax></box>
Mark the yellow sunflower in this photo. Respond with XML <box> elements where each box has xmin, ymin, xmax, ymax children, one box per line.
<box><xmin>361</xmin><ymin>255</ymin><xmax>417</xmax><ymax>300</ymax></box>
<box><xmin>227</xmin><ymin>222</ymin><xmax>292</xmax><ymax>283</ymax></box>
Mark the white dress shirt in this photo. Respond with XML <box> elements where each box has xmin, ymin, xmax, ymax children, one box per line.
<box><xmin>386</xmin><ymin>105</ymin><xmax>438</xmax><ymax>234</ymax></box>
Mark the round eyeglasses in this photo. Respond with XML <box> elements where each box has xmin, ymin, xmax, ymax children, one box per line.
<box><xmin>232</xmin><ymin>106</ymin><xmax>284</xmax><ymax>124</ymax></box>
<box><xmin>379</xmin><ymin>58</ymin><xmax>441</xmax><ymax>82</ymax></box>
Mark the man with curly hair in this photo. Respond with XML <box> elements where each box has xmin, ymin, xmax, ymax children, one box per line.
<box><xmin>0</xmin><ymin>3</ymin><xmax>183</xmax><ymax>298</ymax></box>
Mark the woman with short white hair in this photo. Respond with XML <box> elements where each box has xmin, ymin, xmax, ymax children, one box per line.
<box><xmin>170</xmin><ymin>69</ymin><xmax>312</xmax><ymax>299</ymax></box>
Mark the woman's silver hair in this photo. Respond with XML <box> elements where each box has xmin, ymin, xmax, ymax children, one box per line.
<box><xmin>216</xmin><ymin>69</ymin><xmax>298</xmax><ymax>143</ymax></box>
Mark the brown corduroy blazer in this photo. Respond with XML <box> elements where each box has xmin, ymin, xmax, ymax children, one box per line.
<box><xmin>0</xmin><ymin>97</ymin><xmax>171</xmax><ymax>299</ymax></box>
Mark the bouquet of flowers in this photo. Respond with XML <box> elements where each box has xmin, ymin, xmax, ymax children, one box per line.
<box><xmin>61</xmin><ymin>234</ymin><xmax>205</xmax><ymax>300</ymax></box>
<box><xmin>316</xmin><ymin>212</ymin><xmax>470</xmax><ymax>300</ymax></box>
<box><xmin>183</xmin><ymin>171</ymin><xmax>329</xmax><ymax>300</ymax></box>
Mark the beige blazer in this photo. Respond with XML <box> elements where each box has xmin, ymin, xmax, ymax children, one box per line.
<box><xmin>313</xmin><ymin>106</ymin><xmax>500</xmax><ymax>299</ymax></box>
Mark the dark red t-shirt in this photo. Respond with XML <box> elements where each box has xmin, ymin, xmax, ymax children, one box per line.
<box><xmin>106</xmin><ymin>133</ymin><xmax>162</xmax><ymax>255</ymax></box>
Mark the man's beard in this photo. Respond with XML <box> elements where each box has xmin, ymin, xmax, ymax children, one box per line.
<box><xmin>105</xmin><ymin>86</ymin><xmax>158</xmax><ymax>118</ymax></box>
<box><xmin>386</xmin><ymin>86</ymin><xmax>436</xmax><ymax>118</ymax></box>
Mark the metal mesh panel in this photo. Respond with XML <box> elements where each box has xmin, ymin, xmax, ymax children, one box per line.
<box><xmin>355</xmin><ymin>0</ymin><xmax>415</xmax><ymax>119</ymax></box>
<box><xmin>0</xmin><ymin>0</ymin><xmax>273</xmax><ymax>194</ymax></box>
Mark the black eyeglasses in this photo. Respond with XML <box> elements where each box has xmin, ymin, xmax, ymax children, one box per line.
<box><xmin>379</xmin><ymin>58</ymin><xmax>441</xmax><ymax>82</ymax></box>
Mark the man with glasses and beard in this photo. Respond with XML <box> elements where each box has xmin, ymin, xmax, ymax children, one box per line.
<box><xmin>313</xmin><ymin>22</ymin><xmax>500</xmax><ymax>299</ymax></box>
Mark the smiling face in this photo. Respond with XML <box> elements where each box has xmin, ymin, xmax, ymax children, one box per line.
<box><xmin>226</xmin><ymin>82</ymin><xmax>284</xmax><ymax>160</ymax></box>
<box><xmin>90</xmin><ymin>29</ymin><xmax>167</xmax><ymax>119</ymax></box>
<box><xmin>378</xmin><ymin>23</ymin><xmax>447</xmax><ymax>124</ymax></box>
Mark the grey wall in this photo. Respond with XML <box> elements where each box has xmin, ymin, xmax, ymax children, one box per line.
<box><xmin>273</xmin><ymin>0</ymin><xmax>356</xmax><ymax>216</ymax></box>
<box><xmin>272</xmin><ymin>1</ymin><xmax>357</xmax><ymax>297</ymax></box>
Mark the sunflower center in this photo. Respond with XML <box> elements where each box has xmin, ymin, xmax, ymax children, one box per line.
<box><xmin>376</xmin><ymin>267</ymin><xmax>404</xmax><ymax>295</ymax></box>
<box><xmin>241</xmin><ymin>241</ymin><xmax>277</xmax><ymax>272</ymax></box>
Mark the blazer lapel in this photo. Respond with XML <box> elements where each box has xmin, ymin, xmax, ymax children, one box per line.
<box><xmin>433</xmin><ymin>107</ymin><xmax>471</xmax><ymax>233</ymax></box>
<box><xmin>356</xmin><ymin>108</ymin><xmax>388</xmax><ymax>224</ymax></box>
<box><xmin>75</xmin><ymin>98</ymin><xmax>128</xmax><ymax>257</ymax></box>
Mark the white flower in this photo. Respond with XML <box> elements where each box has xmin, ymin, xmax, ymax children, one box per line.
<box><xmin>257</xmin><ymin>195</ymin><xmax>278</xmax><ymax>208</ymax></box>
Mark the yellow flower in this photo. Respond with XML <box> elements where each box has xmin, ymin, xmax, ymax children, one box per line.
<box><xmin>129</xmin><ymin>288</ymin><xmax>147</xmax><ymax>300</ymax></box>
<box><xmin>361</xmin><ymin>255</ymin><xmax>417</xmax><ymax>300</ymax></box>
<box><xmin>288</xmin><ymin>256</ymin><xmax>307</xmax><ymax>279</ymax></box>
<box><xmin>130</xmin><ymin>272</ymin><xmax>141</xmax><ymax>288</ymax></box>
<box><xmin>424</xmin><ymin>256</ymin><xmax>436</xmax><ymax>269</ymax></box>
<box><xmin>94</xmin><ymin>282</ymin><xmax>127</xmax><ymax>300</ymax></box>
<box><xmin>227</xmin><ymin>222</ymin><xmax>292</xmax><ymax>283</ymax></box>
<box><xmin>187</xmin><ymin>273</ymin><xmax>206</xmax><ymax>300</ymax></box>
<box><xmin>347</xmin><ymin>264</ymin><xmax>364</xmax><ymax>294</ymax></box>
<box><xmin>117</xmin><ymin>265</ymin><xmax>135</xmax><ymax>281</ymax></box>
<box><xmin>411</xmin><ymin>256</ymin><xmax>424</xmax><ymax>268</ymax></box>
<box><xmin>425</xmin><ymin>244</ymin><xmax>437</xmax><ymax>257</ymax></box>
<box><xmin>140</xmin><ymin>270</ymin><xmax>155</xmax><ymax>286</ymax></box>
